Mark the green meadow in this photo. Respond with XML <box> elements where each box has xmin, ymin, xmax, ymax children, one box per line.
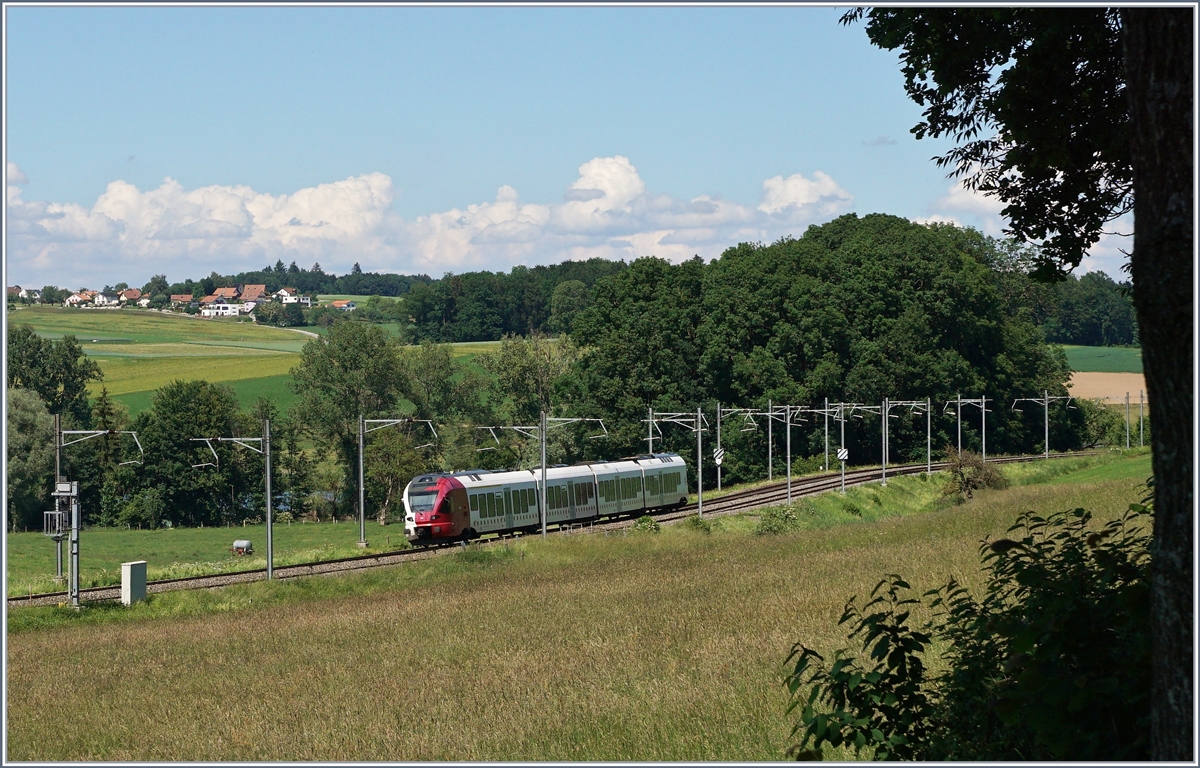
<box><xmin>9</xmin><ymin>306</ymin><xmax>317</xmax><ymax>416</ymax></box>
<box><xmin>6</xmin><ymin>451</ymin><xmax>1152</xmax><ymax>761</ymax></box>
<box><xmin>1061</xmin><ymin>344</ymin><xmax>1143</xmax><ymax>373</ymax></box>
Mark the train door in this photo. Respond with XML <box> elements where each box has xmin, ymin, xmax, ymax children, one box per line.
<box><xmin>565</xmin><ymin>481</ymin><xmax>575</xmax><ymax>521</ymax></box>
<box><xmin>503</xmin><ymin>488</ymin><xmax>515</xmax><ymax>530</ymax></box>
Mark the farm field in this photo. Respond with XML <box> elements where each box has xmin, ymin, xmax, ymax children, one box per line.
<box><xmin>6</xmin><ymin>451</ymin><xmax>1152</xmax><ymax>761</ymax></box>
<box><xmin>1061</xmin><ymin>344</ymin><xmax>1143</xmax><ymax>373</ymax></box>
<box><xmin>9</xmin><ymin>306</ymin><xmax>315</xmax><ymax>415</ymax></box>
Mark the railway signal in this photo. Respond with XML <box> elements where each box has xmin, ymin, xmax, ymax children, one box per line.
<box><xmin>837</xmin><ymin>447</ymin><xmax>849</xmax><ymax>492</ymax></box>
<box><xmin>713</xmin><ymin>447</ymin><xmax>725</xmax><ymax>466</ymax></box>
<box><xmin>53</xmin><ymin>418</ymin><xmax>144</xmax><ymax>607</ymax></box>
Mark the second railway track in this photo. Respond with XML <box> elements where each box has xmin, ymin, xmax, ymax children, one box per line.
<box><xmin>8</xmin><ymin>452</ymin><xmax>1087</xmax><ymax>609</ymax></box>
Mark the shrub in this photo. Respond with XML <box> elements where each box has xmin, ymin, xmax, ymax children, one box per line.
<box><xmin>681</xmin><ymin>514</ymin><xmax>712</xmax><ymax>534</ymax></box>
<box><xmin>631</xmin><ymin>515</ymin><xmax>661</xmax><ymax>534</ymax></box>
<box><xmin>755</xmin><ymin>506</ymin><xmax>799</xmax><ymax>535</ymax></box>
<box><xmin>785</xmin><ymin>496</ymin><xmax>1152</xmax><ymax>761</ymax></box>
<box><xmin>940</xmin><ymin>449</ymin><xmax>1008</xmax><ymax>503</ymax></box>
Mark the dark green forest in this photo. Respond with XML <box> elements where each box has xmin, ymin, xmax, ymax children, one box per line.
<box><xmin>10</xmin><ymin>214</ymin><xmax>1135</xmax><ymax>531</ymax></box>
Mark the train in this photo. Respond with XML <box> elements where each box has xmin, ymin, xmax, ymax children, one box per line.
<box><xmin>402</xmin><ymin>453</ymin><xmax>690</xmax><ymax>544</ymax></box>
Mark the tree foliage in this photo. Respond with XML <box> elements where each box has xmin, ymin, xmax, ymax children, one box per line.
<box><xmin>7</xmin><ymin>324</ymin><xmax>102</xmax><ymax>421</ymax></box>
<box><xmin>290</xmin><ymin>323</ymin><xmax>403</xmax><ymax>513</ymax></box>
<box><xmin>6</xmin><ymin>388</ymin><xmax>55</xmax><ymax>530</ymax></box>
<box><xmin>787</xmin><ymin>503</ymin><xmax>1152</xmax><ymax>761</ymax></box>
<box><xmin>842</xmin><ymin>8</ymin><xmax>1129</xmax><ymax>280</ymax></box>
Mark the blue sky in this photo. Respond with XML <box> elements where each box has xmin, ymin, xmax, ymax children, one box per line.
<box><xmin>5</xmin><ymin>5</ymin><xmax>1125</xmax><ymax>289</ymax></box>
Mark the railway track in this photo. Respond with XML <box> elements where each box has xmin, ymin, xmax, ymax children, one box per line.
<box><xmin>8</xmin><ymin>452</ymin><xmax>1086</xmax><ymax>609</ymax></box>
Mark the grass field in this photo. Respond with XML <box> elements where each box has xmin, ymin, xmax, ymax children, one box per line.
<box><xmin>8</xmin><ymin>306</ymin><xmax>315</xmax><ymax>416</ymax></box>
<box><xmin>5</xmin><ymin>449</ymin><xmax>1149</xmax><ymax>599</ymax></box>
<box><xmin>1061</xmin><ymin>344</ymin><xmax>1143</xmax><ymax>373</ymax></box>
<box><xmin>5</xmin><ymin>451</ymin><xmax>1151</xmax><ymax>761</ymax></box>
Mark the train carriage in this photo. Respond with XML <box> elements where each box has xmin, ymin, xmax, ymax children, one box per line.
<box><xmin>404</xmin><ymin>453</ymin><xmax>689</xmax><ymax>544</ymax></box>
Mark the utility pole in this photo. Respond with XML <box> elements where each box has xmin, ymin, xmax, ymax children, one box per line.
<box><xmin>1013</xmin><ymin>390</ymin><xmax>1073</xmax><ymax>459</ymax></box>
<box><xmin>697</xmin><ymin>406</ymin><xmax>703</xmax><ymax>517</ymax></box>
<box><xmin>947</xmin><ymin>396</ymin><xmax>988</xmax><ymax>461</ymax></box>
<box><xmin>767</xmin><ymin>398</ymin><xmax>773</xmax><ymax>481</ymax></box>
<box><xmin>264</xmin><ymin>419</ymin><xmax>272</xmax><ymax>580</ymax></box>
<box><xmin>824</xmin><ymin>396</ymin><xmax>829</xmax><ymax>472</ymax></box>
<box><xmin>53</xmin><ymin>426</ymin><xmax>143</xmax><ymax>605</ymax></box>
<box><xmin>646</xmin><ymin>406</ymin><xmax>655</xmax><ymax>454</ymax></box>
<box><xmin>1125</xmin><ymin>392</ymin><xmax>1131</xmax><ymax>449</ymax></box>
<box><xmin>649</xmin><ymin>410</ymin><xmax>709</xmax><ymax>517</ymax></box>
<box><xmin>190</xmin><ymin>424</ymin><xmax>275</xmax><ymax>578</ymax></box>
<box><xmin>879</xmin><ymin>399</ymin><xmax>931</xmax><ymax>485</ymax></box>
<box><xmin>541</xmin><ymin>411</ymin><xmax>548</xmax><ymax>536</ymax></box>
<box><xmin>357</xmin><ymin>416</ymin><xmax>438</xmax><ymax>547</ymax></box>
<box><xmin>477</xmin><ymin>415</ymin><xmax>607</xmax><ymax>537</ymax></box>
<box><xmin>358</xmin><ymin>415</ymin><xmax>365</xmax><ymax>547</ymax></box>
<box><xmin>1139</xmin><ymin>390</ymin><xmax>1144</xmax><ymax>447</ymax></box>
<box><xmin>716</xmin><ymin>402</ymin><xmax>722</xmax><ymax>491</ymax></box>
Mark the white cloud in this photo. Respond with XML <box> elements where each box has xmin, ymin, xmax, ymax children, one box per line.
<box><xmin>919</xmin><ymin>177</ymin><xmax>1132</xmax><ymax>277</ymax></box>
<box><xmin>921</xmin><ymin>177</ymin><xmax>1007</xmax><ymax>237</ymax></box>
<box><xmin>6</xmin><ymin>157</ymin><xmax>854</xmax><ymax>287</ymax></box>
<box><xmin>759</xmin><ymin>170</ymin><xmax>852</xmax><ymax>218</ymax></box>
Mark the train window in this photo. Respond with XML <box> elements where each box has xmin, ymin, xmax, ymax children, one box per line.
<box><xmin>470</xmin><ymin>494</ymin><xmax>479</xmax><ymax>512</ymax></box>
<box><xmin>487</xmin><ymin>493</ymin><xmax>496</xmax><ymax>518</ymax></box>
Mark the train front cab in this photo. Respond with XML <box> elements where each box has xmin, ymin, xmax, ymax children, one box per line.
<box><xmin>405</xmin><ymin>475</ymin><xmax>469</xmax><ymax>544</ymax></box>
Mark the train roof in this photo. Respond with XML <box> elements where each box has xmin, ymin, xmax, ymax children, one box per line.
<box><xmin>417</xmin><ymin>453</ymin><xmax>685</xmax><ymax>490</ymax></box>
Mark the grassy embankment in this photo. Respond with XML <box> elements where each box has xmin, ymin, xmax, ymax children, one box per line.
<box><xmin>7</xmin><ymin>451</ymin><xmax>1151</xmax><ymax>761</ymax></box>
<box><xmin>5</xmin><ymin>449</ymin><xmax>1146</xmax><ymax>598</ymax></box>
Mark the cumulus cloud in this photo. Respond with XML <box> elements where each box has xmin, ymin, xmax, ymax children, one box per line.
<box><xmin>6</xmin><ymin>157</ymin><xmax>854</xmax><ymax>287</ymax></box>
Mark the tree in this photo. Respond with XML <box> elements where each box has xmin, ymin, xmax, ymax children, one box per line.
<box><xmin>6</xmin><ymin>388</ymin><xmax>55</xmax><ymax>531</ymax></box>
<box><xmin>7</xmin><ymin>325</ymin><xmax>103</xmax><ymax>422</ymax></box>
<box><xmin>1044</xmin><ymin>271</ymin><xmax>1139</xmax><ymax>346</ymax></box>
<box><xmin>132</xmin><ymin>380</ymin><xmax>257</xmax><ymax>527</ymax></box>
<box><xmin>476</xmin><ymin>333</ymin><xmax>578</xmax><ymax>426</ymax></box>
<box><xmin>365</xmin><ymin>429</ymin><xmax>428</xmax><ymax>525</ymax></box>
<box><xmin>142</xmin><ymin>274</ymin><xmax>170</xmax><ymax>296</ymax></box>
<box><xmin>290</xmin><ymin>323</ymin><xmax>403</xmax><ymax>516</ymax></box>
<box><xmin>548</xmin><ymin>280</ymin><xmax>591</xmax><ymax>335</ymax></box>
<box><xmin>842</xmin><ymin>8</ymin><xmax>1192</xmax><ymax>757</ymax></box>
<box><xmin>254</xmin><ymin>301</ymin><xmax>283</xmax><ymax>326</ymax></box>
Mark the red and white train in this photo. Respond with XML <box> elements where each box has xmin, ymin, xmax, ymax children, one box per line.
<box><xmin>403</xmin><ymin>454</ymin><xmax>690</xmax><ymax>544</ymax></box>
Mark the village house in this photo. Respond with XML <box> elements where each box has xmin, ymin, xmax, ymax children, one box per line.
<box><xmin>200</xmin><ymin>301</ymin><xmax>240</xmax><ymax>318</ymax></box>
<box><xmin>65</xmin><ymin>290</ymin><xmax>98</xmax><ymax>306</ymax></box>
<box><xmin>275</xmin><ymin>287</ymin><xmax>312</xmax><ymax>306</ymax></box>
<box><xmin>118</xmin><ymin>288</ymin><xmax>142</xmax><ymax>304</ymax></box>
<box><xmin>20</xmin><ymin>288</ymin><xmax>43</xmax><ymax>301</ymax></box>
<box><xmin>93</xmin><ymin>291</ymin><xmax>121</xmax><ymax>307</ymax></box>
<box><xmin>238</xmin><ymin>284</ymin><xmax>268</xmax><ymax>313</ymax></box>
<box><xmin>137</xmin><ymin>295</ymin><xmax>153</xmax><ymax>308</ymax></box>
<box><xmin>6</xmin><ymin>286</ymin><xmax>20</xmax><ymax>299</ymax></box>
<box><xmin>331</xmin><ymin>299</ymin><xmax>357</xmax><ymax>312</ymax></box>
<box><xmin>212</xmin><ymin>286</ymin><xmax>240</xmax><ymax>301</ymax></box>
<box><xmin>169</xmin><ymin>294</ymin><xmax>194</xmax><ymax>307</ymax></box>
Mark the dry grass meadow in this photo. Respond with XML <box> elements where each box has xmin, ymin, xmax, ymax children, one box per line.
<box><xmin>6</xmin><ymin>460</ymin><xmax>1149</xmax><ymax>761</ymax></box>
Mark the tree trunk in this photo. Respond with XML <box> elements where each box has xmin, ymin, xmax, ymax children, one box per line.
<box><xmin>1122</xmin><ymin>8</ymin><xmax>1194</xmax><ymax>761</ymax></box>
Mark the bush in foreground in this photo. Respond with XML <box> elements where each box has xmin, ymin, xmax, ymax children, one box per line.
<box><xmin>785</xmin><ymin>496</ymin><xmax>1152</xmax><ymax>761</ymax></box>
<box><xmin>756</xmin><ymin>507</ymin><xmax>800</xmax><ymax>535</ymax></box>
